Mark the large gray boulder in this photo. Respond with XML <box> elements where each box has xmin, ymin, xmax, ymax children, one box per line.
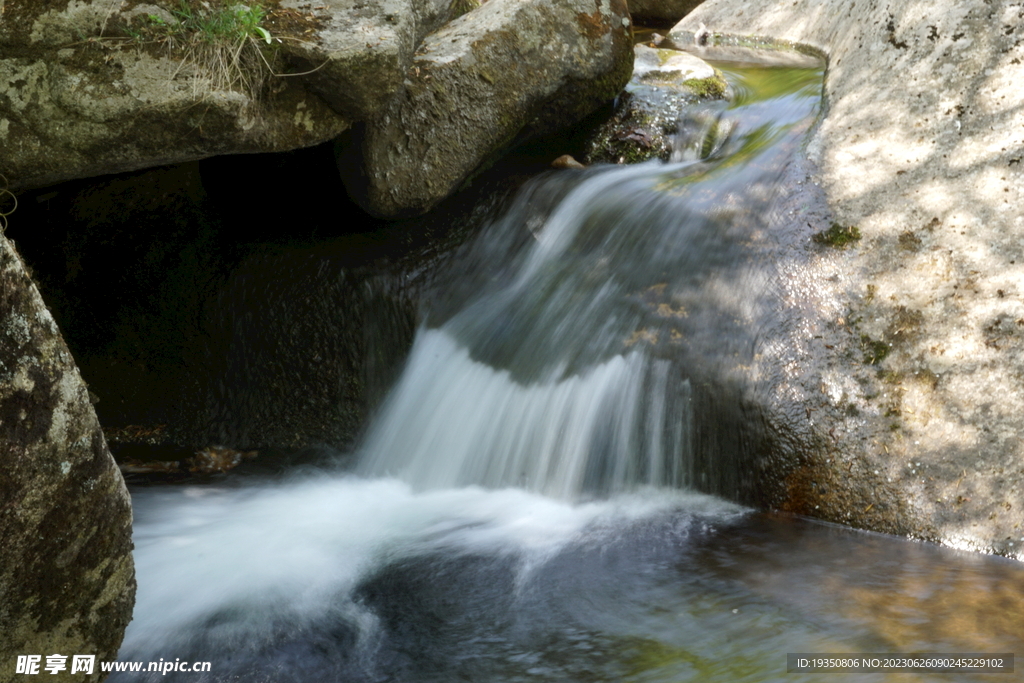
<box><xmin>0</xmin><ymin>0</ymin><xmax>436</xmax><ymax>190</ymax></box>
<box><xmin>1</xmin><ymin>0</ymin><xmax>634</xmax><ymax>203</ymax></box>
<box><xmin>669</xmin><ymin>0</ymin><xmax>1024</xmax><ymax>556</ymax></box>
<box><xmin>0</xmin><ymin>0</ymin><xmax>467</xmax><ymax>190</ymax></box>
<box><xmin>0</xmin><ymin>235</ymin><xmax>135</xmax><ymax>680</ymax></box>
<box><xmin>278</xmin><ymin>0</ymin><xmax>456</xmax><ymax>120</ymax></box>
<box><xmin>0</xmin><ymin>0</ymin><xmax>349</xmax><ymax>191</ymax></box>
<box><xmin>0</xmin><ymin>49</ymin><xmax>347</xmax><ymax>191</ymax></box>
<box><xmin>348</xmin><ymin>0</ymin><xmax>635</xmax><ymax>217</ymax></box>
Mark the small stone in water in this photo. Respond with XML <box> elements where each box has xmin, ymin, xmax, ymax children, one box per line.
<box><xmin>118</xmin><ymin>459</ymin><xmax>181</xmax><ymax>474</ymax></box>
<box><xmin>551</xmin><ymin>154</ymin><xmax>585</xmax><ymax>170</ymax></box>
<box><xmin>188</xmin><ymin>447</ymin><xmax>258</xmax><ymax>474</ymax></box>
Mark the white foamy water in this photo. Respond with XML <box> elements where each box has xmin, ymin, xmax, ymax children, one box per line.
<box><xmin>357</xmin><ymin>328</ymin><xmax>690</xmax><ymax>498</ymax></box>
<box><xmin>124</xmin><ymin>476</ymin><xmax>743</xmax><ymax>655</ymax></box>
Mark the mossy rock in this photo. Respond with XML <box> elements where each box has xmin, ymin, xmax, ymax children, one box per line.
<box><xmin>681</xmin><ymin>74</ymin><xmax>728</xmax><ymax>98</ymax></box>
<box><xmin>581</xmin><ymin>46</ymin><xmax>728</xmax><ymax>166</ymax></box>
<box><xmin>0</xmin><ymin>234</ymin><xmax>135</xmax><ymax>680</ymax></box>
<box><xmin>582</xmin><ymin>92</ymin><xmax>674</xmax><ymax>164</ymax></box>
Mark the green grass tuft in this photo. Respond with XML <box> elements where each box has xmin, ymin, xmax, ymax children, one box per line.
<box><xmin>449</xmin><ymin>0</ymin><xmax>481</xmax><ymax>19</ymax></box>
<box><xmin>165</xmin><ymin>1</ymin><xmax>271</xmax><ymax>44</ymax></box>
<box><xmin>125</xmin><ymin>1</ymin><xmax>278</xmax><ymax>101</ymax></box>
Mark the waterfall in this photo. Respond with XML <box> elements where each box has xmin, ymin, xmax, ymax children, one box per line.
<box><xmin>358</xmin><ymin>328</ymin><xmax>692</xmax><ymax>497</ymax></box>
<box><xmin>114</xmin><ymin>61</ymin><xmax>830</xmax><ymax>682</ymax></box>
<box><xmin>357</xmin><ymin>72</ymin><xmax>822</xmax><ymax>499</ymax></box>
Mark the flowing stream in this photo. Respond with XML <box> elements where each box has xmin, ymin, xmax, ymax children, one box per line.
<box><xmin>116</xmin><ymin>60</ymin><xmax>1024</xmax><ymax>682</ymax></box>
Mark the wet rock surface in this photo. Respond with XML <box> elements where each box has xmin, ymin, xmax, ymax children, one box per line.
<box><xmin>0</xmin><ymin>234</ymin><xmax>135</xmax><ymax>681</ymax></box>
<box><xmin>670</xmin><ymin>0</ymin><xmax>1024</xmax><ymax>556</ymax></box>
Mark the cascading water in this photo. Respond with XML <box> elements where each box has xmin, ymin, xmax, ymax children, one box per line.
<box><xmin>358</xmin><ymin>329</ymin><xmax>687</xmax><ymax>497</ymax></box>
<box><xmin>358</xmin><ymin>66</ymin><xmax>824</xmax><ymax>499</ymax></box>
<box><xmin>114</xmin><ymin>59</ymin><xmax>1024</xmax><ymax>683</ymax></box>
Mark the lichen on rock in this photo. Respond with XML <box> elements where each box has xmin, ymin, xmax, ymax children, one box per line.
<box><xmin>0</xmin><ymin>233</ymin><xmax>135</xmax><ymax>681</ymax></box>
<box><xmin>347</xmin><ymin>0</ymin><xmax>635</xmax><ymax>218</ymax></box>
<box><xmin>0</xmin><ymin>0</ymin><xmax>359</xmax><ymax>190</ymax></box>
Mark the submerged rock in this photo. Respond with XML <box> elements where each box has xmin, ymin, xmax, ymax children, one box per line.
<box><xmin>187</xmin><ymin>446</ymin><xmax>258</xmax><ymax>473</ymax></box>
<box><xmin>633</xmin><ymin>44</ymin><xmax>717</xmax><ymax>81</ymax></box>
<box><xmin>0</xmin><ymin>235</ymin><xmax>135</xmax><ymax>680</ymax></box>
<box><xmin>347</xmin><ymin>0</ymin><xmax>635</xmax><ymax>217</ymax></box>
<box><xmin>583</xmin><ymin>45</ymin><xmax>726</xmax><ymax>164</ymax></box>
<box><xmin>670</xmin><ymin>0</ymin><xmax>1024</xmax><ymax>557</ymax></box>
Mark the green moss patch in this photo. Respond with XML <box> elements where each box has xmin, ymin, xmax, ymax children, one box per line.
<box><xmin>861</xmin><ymin>334</ymin><xmax>890</xmax><ymax>364</ymax></box>
<box><xmin>449</xmin><ymin>0</ymin><xmax>480</xmax><ymax>20</ymax></box>
<box><xmin>813</xmin><ymin>222</ymin><xmax>861</xmax><ymax>248</ymax></box>
<box><xmin>681</xmin><ymin>73</ymin><xmax>728</xmax><ymax>99</ymax></box>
